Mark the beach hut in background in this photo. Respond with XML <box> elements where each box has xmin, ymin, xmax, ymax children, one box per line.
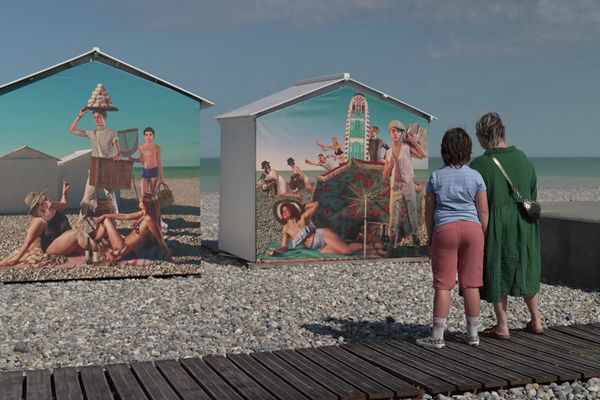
<box><xmin>0</xmin><ymin>146</ymin><xmax>59</xmax><ymax>214</ymax></box>
<box><xmin>57</xmin><ymin>149</ymin><xmax>92</xmax><ymax>209</ymax></box>
<box><xmin>217</xmin><ymin>73</ymin><xmax>436</xmax><ymax>262</ymax></box>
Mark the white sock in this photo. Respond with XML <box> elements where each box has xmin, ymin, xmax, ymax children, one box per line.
<box><xmin>466</xmin><ymin>316</ymin><xmax>480</xmax><ymax>337</ymax></box>
<box><xmin>432</xmin><ymin>317</ymin><xmax>447</xmax><ymax>340</ymax></box>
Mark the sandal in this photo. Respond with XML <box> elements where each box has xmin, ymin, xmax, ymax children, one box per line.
<box><xmin>525</xmin><ymin>320</ymin><xmax>544</xmax><ymax>335</ymax></box>
<box><xmin>482</xmin><ymin>326</ymin><xmax>511</xmax><ymax>340</ymax></box>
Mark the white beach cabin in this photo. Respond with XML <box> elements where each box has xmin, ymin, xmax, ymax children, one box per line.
<box><xmin>216</xmin><ymin>73</ymin><xmax>436</xmax><ymax>262</ymax></box>
<box><xmin>57</xmin><ymin>149</ymin><xmax>92</xmax><ymax>209</ymax></box>
<box><xmin>0</xmin><ymin>146</ymin><xmax>59</xmax><ymax>214</ymax></box>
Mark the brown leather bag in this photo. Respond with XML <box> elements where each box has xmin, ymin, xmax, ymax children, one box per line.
<box><xmin>157</xmin><ymin>183</ymin><xmax>175</xmax><ymax>208</ymax></box>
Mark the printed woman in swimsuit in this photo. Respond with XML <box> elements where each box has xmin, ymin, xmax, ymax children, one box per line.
<box><xmin>129</xmin><ymin>127</ymin><xmax>165</xmax><ymax>196</ymax></box>
<box><xmin>93</xmin><ymin>193</ymin><xmax>173</xmax><ymax>262</ymax></box>
<box><xmin>0</xmin><ymin>181</ymin><xmax>89</xmax><ymax>267</ymax></box>
<box><xmin>267</xmin><ymin>201</ymin><xmax>384</xmax><ymax>257</ymax></box>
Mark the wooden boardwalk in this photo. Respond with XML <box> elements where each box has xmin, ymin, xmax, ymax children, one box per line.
<box><xmin>1</xmin><ymin>323</ymin><xmax>599</xmax><ymax>399</ymax></box>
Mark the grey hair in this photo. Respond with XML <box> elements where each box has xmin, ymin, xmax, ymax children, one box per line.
<box><xmin>475</xmin><ymin>112</ymin><xmax>505</xmax><ymax>150</ymax></box>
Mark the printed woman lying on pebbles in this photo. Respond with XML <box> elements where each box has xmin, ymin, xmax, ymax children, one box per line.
<box><xmin>93</xmin><ymin>193</ymin><xmax>174</xmax><ymax>263</ymax></box>
<box><xmin>267</xmin><ymin>200</ymin><xmax>385</xmax><ymax>257</ymax></box>
<box><xmin>0</xmin><ymin>181</ymin><xmax>89</xmax><ymax>267</ymax></box>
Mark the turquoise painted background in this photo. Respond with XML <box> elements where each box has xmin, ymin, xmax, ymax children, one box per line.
<box><xmin>0</xmin><ymin>61</ymin><xmax>200</xmax><ymax>167</ymax></box>
<box><xmin>256</xmin><ymin>86</ymin><xmax>429</xmax><ymax>172</ymax></box>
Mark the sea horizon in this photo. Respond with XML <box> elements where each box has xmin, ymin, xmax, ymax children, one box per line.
<box><xmin>192</xmin><ymin>157</ymin><xmax>600</xmax><ymax>192</ymax></box>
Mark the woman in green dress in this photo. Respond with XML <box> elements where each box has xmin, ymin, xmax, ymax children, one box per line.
<box><xmin>470</xmin><ymin>112</ymin><xmax>543</xmax><ymax>339</ymax></box>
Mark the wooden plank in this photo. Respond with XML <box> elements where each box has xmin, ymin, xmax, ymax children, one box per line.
<box><xmin>511</xmin><ymin>332</ymin><xmax>600</xmax><ymax>370</ymax></box>
<box><xmin>518</xmin><ymin>328</ymin><xmax>600</xmax><ymax>355</ymax></box>
<box><xmin>298</xmin><ymin>347</ymin><xmax>395</xmax><ymax>400</ymax></box>
<box><xmin>552</xmin><ymin>325</ymin><xmax>600</xmax><ymax>346</ymax></box>
<box><xmin>474</xmin><ymin>338</ymin><xmax>562</xmax><ymax>383</ymax></box>
<box><xmin>25</xmin><ymin>369</ymin><xmax>53</xmax><ymax>400</ymax></box>
<box><xmin>365</xmin><ymin>341</ymin><xmax>482</xmax><ymax>392</ymax></box>
<box><xmin>319</xmin><ymin>346</ymin><xmax>421</xmax><ymax>399</ymax></box>
<box><xmin>520</xmin><ymin>328</ymin><xmax>600</xmax><ymax>356</ymax></box>
<box><xmin>180</xmin><ymin>358</ymin><xmax>244</xmax><ymax>400</ymax></box>
<box><xmin>251</xmin><ymin>351</ymin><xmax>338</xmax><ymax>400</ymax></box>
<box><xmin>384</xmin><ymin>339</ymin><xmax>506</xmax><ymax>389</ymax></box>
<box><xmin>204</xmin><ymin>355</ymin><xmax>277</xmax><ymax>400</ymax></box>
<box><xmin>509</xmin><ymin>332</ymin><xmax>600</xmax><ymax>376</ymax></box>
<box><xmin>343</xmin><ymin>342</ymin><xmax>455</xmax><ymax>394</ymax></box>
<box><xmin>79</xmin><ymin>366</ymin><xmax>113</xmax><ymax>400</ymax></box>
<box><xmin>399</xmin><ymin>340</ymin><xmax>524</xmax><ymax>386</ymax></box>
<box><xmin>0</xmin><ymin>371</ymin><xmax>24</xmax><ymax>400</ymax></box>
<box><xmin>571</xmin><ymin>324</ymin><xmax>600</xmax><ymax>339</ymax></box>
<box><xmin>474</xmin><ymin>336</ymin><xmax>582</xmax><ymax>381</ymax></box>
<box><xmin>274</xmin><ymin>349</ymin><xmax>367</xmax><ymax>400</ymax></box>
<box><xmin>54</xmin><ymin>367</ymin><xmax>84</xmax><ymax>400</ymax></box>
<box><xmin>153</xmin><ymin>360</ymin><xmax>212</xmax><ymax>400</ymax></box>
<box><xmin>105</xmin><ymin>364</ymin><xmax>148</xmax><ymax>400</ymax></box>
<box><xmin>228</xmin><ymin>353</ymin><xmax>308</xmax><ymax>400</ymax></box>
<box><xmin>444</xmin><ymin>339</ymin><xmax>538</xmax><ymax>384</ymax></box>
<box><xmin>130</xmin><ymin>362</ymin><xmax>181</xmax><ymax>400</ymax></box>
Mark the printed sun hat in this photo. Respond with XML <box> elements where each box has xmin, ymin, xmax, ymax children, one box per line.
<box><xmin>273</xmin><ymin>199</ymin><xmax>303</xmax><ymax>225</ymax></box>
<box><xmin>24</xmin><ymin>189</ymin><xmax>48</xmax><ymax>215</ymax></box>
<box><xmin>388</xmin><ymin>120</ymin><xmax>406</xmax><ymax>132</ymax></box>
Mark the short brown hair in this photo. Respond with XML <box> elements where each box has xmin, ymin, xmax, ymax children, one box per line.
<box><xmin>441</xmin><ymin>127</ymin><xmax>472</xmax><ymax>167</ymax></box>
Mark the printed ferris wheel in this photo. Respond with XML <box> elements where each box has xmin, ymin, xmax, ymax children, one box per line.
<box><xmin>343</xmin><ymin>94</ymin><xmax>370</xmax><ymax>161</ymax></box>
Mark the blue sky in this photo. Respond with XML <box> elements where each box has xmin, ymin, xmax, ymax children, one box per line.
<box><xmin>1</xmin><ymin>1</ymin><xmax>599</xmax><ymax>158</ymax></box>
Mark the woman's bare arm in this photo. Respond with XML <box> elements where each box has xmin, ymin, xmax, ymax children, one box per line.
<box><xmin>51</xmin><ymin>181</ymin><xmax>70</xmax><ymax>211</ymax></box>
<box><xmin>96</xmin><ymin>210</ymin><xmax>143</xmax><ymax>224</ymax></box>
<box><xmin>272</xmin><ymin>227</ymin><xmax>290</xmax><ymax>254</ymax></box>
<box><xmin>302</xmin><ymin>201</ymin><xmax>319</xmax><ymax>221</ymax></box>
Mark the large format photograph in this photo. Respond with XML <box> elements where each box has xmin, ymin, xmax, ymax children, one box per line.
<box><xmin>0</xmin><ymin>52</ymin><xmax>206</xmax><ymax>282</ymax></box>
<box><xmin>256</xmin><ymin>87</ymin><xmax>430</xmax><ymax>262</ymax></box>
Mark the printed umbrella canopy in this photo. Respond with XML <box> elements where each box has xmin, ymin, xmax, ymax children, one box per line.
<box><xmin>312</xmin><ymin>159</ymin><xmax>390</xmax><ymax>246</ymax></box>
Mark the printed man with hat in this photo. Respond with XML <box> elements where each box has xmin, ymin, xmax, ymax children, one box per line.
<box><xmin>383</xmin><ymin>119</ymin><xmax>427</xmax><ymax>248</ymax></box>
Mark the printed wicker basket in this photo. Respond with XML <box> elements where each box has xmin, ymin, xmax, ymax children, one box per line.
<box><xmin>89</xmin><ymin>157</ymin><xmax>133</xmax><ymax>190</ymax></box>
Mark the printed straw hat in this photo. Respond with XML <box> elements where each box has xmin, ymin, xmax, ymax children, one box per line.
<box><xmin>24</xmin><ymin>189</ymin><xmax>47</xmax><ymax>215</ymax></box>
<box><xmin>273</xmin><ymin>199</ymin><xmax>303</xmax><ymax>225</ymax></box>
<box><xmin>388</xmin><ymin>120</ymin><xmax>406</xmax><ymax>132</ymax></box>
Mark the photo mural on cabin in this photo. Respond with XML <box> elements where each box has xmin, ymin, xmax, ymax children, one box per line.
<box><xmin>255</xmin><ymin>87</ymin><xmax>429</xmax><ymax>263</ymax></box>
<box><xmin>0</xmin><ymin>56</ymin><xmax>204</xmax><ymax>282</ymax></box>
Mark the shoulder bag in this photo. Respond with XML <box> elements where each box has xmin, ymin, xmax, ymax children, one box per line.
<box><xmin>490</xmin><ymin>156</ymin><xmax>541</xmax><ymax>221</ymax></box>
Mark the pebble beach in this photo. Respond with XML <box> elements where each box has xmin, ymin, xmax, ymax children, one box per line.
<box><xmin>1</xmin><ymin>183</ymin><xmax>600</xmax><ymax>399</ymax></box>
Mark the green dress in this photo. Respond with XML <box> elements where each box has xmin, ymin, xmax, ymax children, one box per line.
<box><xmin>470</xmin><ymin>146</ymin><xmax>540</xmax><ymax>303</ymax></box>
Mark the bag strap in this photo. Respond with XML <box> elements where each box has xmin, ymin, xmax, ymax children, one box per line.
<box><xmin>489</xmin><ymin>156</ymin><xmax>523</xmax><ymax>201</ymax></box>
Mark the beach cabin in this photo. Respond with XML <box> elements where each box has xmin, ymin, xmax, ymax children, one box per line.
<box><xmin>217</xmin><ymin>73</ymin><xmax>436</xmax><ymax>263</ymax></box>
<box><xmin>0</xmin><ymin>47</ymin><xmax>213</xmax><ymax>281</ymax></box>
<box><xmin>0</xmin><ymin>146</ymin><xmax>59</xmax><ymax>214</ymax></box>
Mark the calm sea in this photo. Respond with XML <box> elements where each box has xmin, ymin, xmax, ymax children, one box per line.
<box><xmin>191</xmin><ymin>158</ymin><xmax>600</xmax><ymax>192</ymax></box>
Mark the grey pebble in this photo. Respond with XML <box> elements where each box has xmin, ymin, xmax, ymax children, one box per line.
<box><xmin>13</xmin><ymin>342</ymin><xmax>28</xmax><ymax>353</ymax></box>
